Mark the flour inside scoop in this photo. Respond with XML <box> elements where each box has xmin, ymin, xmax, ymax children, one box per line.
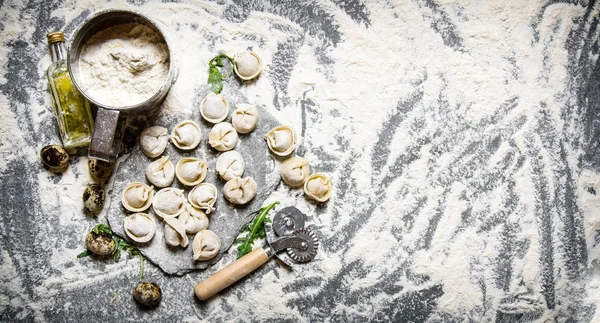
<box><xmin>102</xmin><ymin>104</ymin><xmax>282</xmax><ymax>275</ymax></box>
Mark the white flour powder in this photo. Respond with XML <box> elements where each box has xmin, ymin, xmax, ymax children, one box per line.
<box><xmin>0</xmin><ymin>0</ymin><xmax>599</xmax><ymax>321</ymax></box>
<box><xmin>78</xmin><ymin>23</ymin><xmax>169</xmax><ymax>107</ymax></box>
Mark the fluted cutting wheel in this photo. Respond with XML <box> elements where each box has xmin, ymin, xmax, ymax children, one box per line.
<box><xmin>287</xmin><ymin>229</ymin><xmax>319</xmax><ymax>263</ymax></box>
<box><xmin>272</xmin><ymin>206</ymin><xmax>305</xmax><ymax>236</ymax></box>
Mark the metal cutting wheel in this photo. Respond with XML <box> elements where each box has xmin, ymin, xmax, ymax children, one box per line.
<box><xmin>270</xmin><ymin>207</ymin><xmax>318</xmax><ymax>265</ymax></box>
<box><xmin>286</xmin><ymin>229</ymin><xmax>319</xmax><ymax>263</ymax></box>
<box><xmin>272</xmin><ymin>206</ymin><xmax>306</xmax><ymax>236</ymax></box>
<box><xmin>195</xmin><ymin>205</ymin><xmax>320</xmax><ymax>300</ymax></box>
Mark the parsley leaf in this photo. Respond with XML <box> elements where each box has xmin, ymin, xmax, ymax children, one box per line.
<box><xmin>235</xmin><ymin>202</ymin><xmax>279</xmax><ymax>259</ymax></box>
<box><xmin>77</xmin><ymin>250</ymin><xmax>90</xmax><ymax>258</ymax></box>
<box><xmin>207</xmin><ymin>53</ymin><xmax>234</xmax><ymax>94</ymax></box>
<box><xmin>92</xmin><ymin>223</ymin><xmax>113</xmax><ymax>235</ymax></box>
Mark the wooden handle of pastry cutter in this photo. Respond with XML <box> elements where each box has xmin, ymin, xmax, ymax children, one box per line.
<box><xmin>194</xmin><ymin>247</ymin><xmax>270</xmax><ymax>300</ymax></box>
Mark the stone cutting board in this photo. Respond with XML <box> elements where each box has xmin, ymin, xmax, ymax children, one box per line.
<box><xmin>101</xmin><ymin>105</ymin><xmax>281</xmax><ymax>276</ymax></box>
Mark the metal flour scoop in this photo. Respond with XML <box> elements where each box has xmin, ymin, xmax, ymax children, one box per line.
<box><xmin>194</xmin><ymin>206</ymin><xmax>319</xmax><ymax>300</ymax></box>
<box><xmin>68</xmin><ymin>10</ymin><xmax>178</xmax><ymax>161</ymax></box>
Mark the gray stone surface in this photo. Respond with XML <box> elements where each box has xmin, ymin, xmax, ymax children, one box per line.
<box><xmin>104</xmin><ymin>105</ymin><xmax>282</xmax><ymax>275</ymax></box>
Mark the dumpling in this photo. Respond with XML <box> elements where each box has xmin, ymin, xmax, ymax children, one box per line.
<box><xmin>304</xmin><ymin>173</ymin><xmax>332</xmax><ymax>202</ymax></box>
<box><xmin>233</xmin><ymin>51</ymin><xmax>262</xmax><ymax>81</ymax></box>
<box><xmin>175</xmin><ymin>158</ymin><xmax>208</xmax><ymax>186</ymax></box>
<box><xmin>171</xmin><ymin>120</ymin><xmax>202</xmax><ymax>150</ymax></box>
<box><xmin>265</xmin><ymin>125</ymin><xmax>296</xmax><ymax>156</ymax></box>
<box><xmin>188</xmin><ymin>183</ymin><xmax>218</xmax><ymax>214</ymax></box>
<box><xmin>200</xmin><ymin>93</ymin><xmax>229</xmax><ymax>124</ymax></box>
<box><xmin>139</xmin><ymin>126</ymin><xmax>169</xmax><ymax>158</ymax></box>
<box><xmin>164</xmin><ymin>217</ymin><xmax>188</xmax><ymax>248</ymax></box>
<box><xmin>192</xmin><ymin>230</ymin><xmax>221</xmax><ymax>261</ymax></box>
<box><xmin>215</xmin><ymin>151</ymin><xmax>245</xmax><ymax>181</ymax></box>
<box><xmin>231</xmin><ymin>103</ymin><xmax>259</xmax><ymax>134</ymax></box>
<box><xmin>280</xmin><ymin>156</ymin><xmax>310</xmax><ymax>188</ymax></box>
<box><xmin>179</xmin><ymin>203</ymin><xmax>209</xmax><ymax>235</ymax></box>
<box><xmin>124</xmin><ymin>213</ymin><xmax>156</xmax><ymax>243</ymax></box>
<box><xmin>223</xmin><ymin>176</ymin><xmax>257</xmax><ymax>205</ymax></box>
<box><xmin>208</xmin><ymin>122</ymin><xmax>239</xmax><ymax>152</ymax></box>
<box><xmin>152</xmin><ymin>188</ymin><xmax>186</xmax><ymax>219</ymax></box>
<box><xmin>122</xmin><ymin>182</ymin><xmax>154</xmax><ymax>212</ymax></box>
<box><xmin>145</xmin><ymin>156</ymin><xmax>175</xmax><ymax>188</ymax></box>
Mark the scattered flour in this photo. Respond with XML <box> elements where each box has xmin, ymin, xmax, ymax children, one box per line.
<box><xmin>1</xmin><ymin>0</ymin><xmax>599</xmax><ymax>321</ymax></box>
<box><xmin>577</xmin><ymin>170</ymin><xmax>600</xmax><ymax>265</ymax></box>
<box><xmin>0</xmin><ymin>250</ymin><xmax>45</xmax><ymax>321</ymax></box>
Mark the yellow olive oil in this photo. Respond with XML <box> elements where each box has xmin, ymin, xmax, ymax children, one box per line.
<box><xmin>47</xmin><ymin>32</ymin><xmax>94</xmax><ymax>151</ymax></box>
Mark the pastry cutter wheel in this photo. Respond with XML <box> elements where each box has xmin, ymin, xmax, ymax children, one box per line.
<box><xmin>194</xmin><ymin>206</ymin><xmax>319</xmax><ymax>300</ymax></box>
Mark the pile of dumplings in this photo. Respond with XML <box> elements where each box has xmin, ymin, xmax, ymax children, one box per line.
<box><xmin>120</xmin><ymin>92</ymin><xmax>266</xmax><ymax>261</ymax></box>
<box><xmin>118</xmin><ymin>64</ymin><xmax>331</xmax><ymax>262</ymax></box>
<box><xmin>265</xmin><ymin>128</ymin><xmax>332</xmax><ymax>202</ymax></box>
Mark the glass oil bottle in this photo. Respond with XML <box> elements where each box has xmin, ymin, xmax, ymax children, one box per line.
<box><xmin>46</xmin><ymin>31</ymin><xmax>94</xmax><ymax>152</ymax></box>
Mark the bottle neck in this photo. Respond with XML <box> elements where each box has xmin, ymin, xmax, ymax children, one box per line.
<box><xmin>50</xmin><ymin>42</ymin><xmax>67</xmax><ymax>62</ymax></box>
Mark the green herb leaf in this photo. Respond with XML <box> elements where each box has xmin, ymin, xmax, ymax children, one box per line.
<box><xmin>77</xmin><ymin>250</ymin><xmax>90</xmax><ymax>258</ymax></box>
<box><xmin>237</xmin><ymin>244</ymin><xmax>253</xmax><ymax>259</ymax></box>
<box><xmin>139</xmin><ymin>256</ymin><xmax>145</xmax><ymax>281</ymax></box>
<box><xmin>235</xmin><ymin>201</ymin><xmax>279</xmax><ymax>259</ymax></box>
<box><xmin>207</xmin><ymin>54</ymin><xmax>234</xmax><ymax>94</ymax></box>
<box><xmin>113</xmin><ymin>247</ymin><xmax>122</xmax><ymax>262</ymax></box>
<box><xmin>93</xmin><ymin>223</ymin><xmax>113</xmax><ymax>235</ymax></box>
<box><xmin>109</xmin><ymin>292</ymin><xmax>118</xmax><ymax>305</ymax></box>
<box><xmin>208</xmin><ymin>68</ymin><xmax>224</xmax><ymax>93</ymax></box>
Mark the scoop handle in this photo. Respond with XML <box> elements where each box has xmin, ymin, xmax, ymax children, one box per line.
<box><xmin>88</xmin><ymin>107</ymin><xmax>123</xmax><ymax>162</ymax></box>
<box><xmin>194</xmin><ymin>247</ymin><xmax>271</xmax><ymax>301</ymax></box>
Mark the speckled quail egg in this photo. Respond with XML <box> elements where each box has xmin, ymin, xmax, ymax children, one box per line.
<box><xmin>40</xmin><ymin>145</ymin><xmax>69</xmax><ymax>173</ymax></box>
<box><xmin>85</xmin><ymin>230</ymin><xmax>115</xmax><ymax>256</ymax></box>
<box><xmin>83</xmin><ymin>184</ymin><xmax>105</xmax><ymax>216</ymax></box>
<box><xmin>88</xmin><ymin>158</ymin><xmax>114</xmax><ymax>182</ymax></box>
<box><xmin>133</xmin><ymin>282</ymin><xmax>162</xmax><ymax>307</ymax></box>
